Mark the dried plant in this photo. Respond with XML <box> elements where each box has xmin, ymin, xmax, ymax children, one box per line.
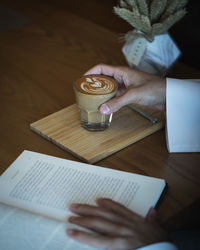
<box><xmin>114</xmin><ymin>0</ymin><xmax>188</xmax><ymax>40</ymax></box>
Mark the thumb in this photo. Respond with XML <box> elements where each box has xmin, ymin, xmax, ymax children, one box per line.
<box><xmin>99</xmin><ymin>96</ymin><xmax>128</xmax><ymax>114</ymax></box>
<box><xmin>99</xmin><ymin>89</ymin><xmax>138</xmax><ymax>114</ymax></box>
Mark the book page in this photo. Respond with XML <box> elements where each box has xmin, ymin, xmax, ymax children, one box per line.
<box><xmin>0</xmin><ymin>150</ymin><xmax>165</xmax><ymax>221</ymax></box>
<box><xmin>0</xmin><ymin>203</ymin><xmax>96</xmax><ymax>250</ymax></box>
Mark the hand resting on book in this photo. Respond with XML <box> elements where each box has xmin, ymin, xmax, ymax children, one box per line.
<box><xmin>67</xmin><ymin>198</ymin><xmax>167</xmax><ymax>249</ymax></box>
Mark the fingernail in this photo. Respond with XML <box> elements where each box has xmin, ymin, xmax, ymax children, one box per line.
<box><xmin>67</xmin><ymin>229</ymin><xmax>75</xmax><ymax>236</ymax></box>
<box><xmin>95</xmin><ymin>197</ymin><xmax>102</xmax><ymax>204</ymax></box>
<box><xmin>68</xmin><ymin>216</ymin><xmax>77</xmax><ymax>222</ymax></box>
<box><xmin>100</xmin><ymin>104</ymin><xmax>110</xmax><ymax>114</ymax></box>
<box><xmin>69</xmin><ymin>203</ymin><xmax>78</xmax><ymax>210</ymax></box>
<box><xmin>96</xmin><ymin>197</ymin><xmax>107</xmax><ymax>205</ymax></box>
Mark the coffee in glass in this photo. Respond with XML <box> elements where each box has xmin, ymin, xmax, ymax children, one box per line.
<box><xmin>74</xmin><ymin>74</ymin><xmax>117</xmax><ymax>131</ymax></box>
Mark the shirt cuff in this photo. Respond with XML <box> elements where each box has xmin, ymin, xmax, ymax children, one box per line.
<box><xmin>166</xmin><ymin>78</ymin><xmax>200</xmax><ymax>152</ymax></box>
<box><xmin>137</xmin><ymin>242</ymin><xmax>178</xmax><ymax>250</ymax></box>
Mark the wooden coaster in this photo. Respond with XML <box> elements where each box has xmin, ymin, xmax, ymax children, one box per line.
<box><xmin>30</xmin><ymin>104</ymin><xmax>164</xmax><ymax>164</ymax></box>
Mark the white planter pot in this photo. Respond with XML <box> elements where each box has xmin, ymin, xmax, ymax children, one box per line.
<box><xmin>122</xmin><ymin>32</ymin><xmax>181</xmax><ymax>76</ymax></box>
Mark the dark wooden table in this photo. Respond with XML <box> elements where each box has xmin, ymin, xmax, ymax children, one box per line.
<box><xmin>0</xmin><ymin>0</ymin><xmax>200</xmax><ymax>226</ymax></box>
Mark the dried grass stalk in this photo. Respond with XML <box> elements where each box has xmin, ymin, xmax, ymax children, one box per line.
<box><xmin>113</xmin><ymin>0</ymin><xmax>188</xmax><ymax>38</ymax></box>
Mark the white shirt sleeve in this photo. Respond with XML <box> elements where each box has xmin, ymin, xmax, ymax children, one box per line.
<box><xmin>166</xmin><ymin>78</ymin><xmax>200</xmax><ymax>152</ymax></box>
<box><xmin>137</xmin><ymin>242</ymin><xmax>178</xmax><ymax>250</ymax></box>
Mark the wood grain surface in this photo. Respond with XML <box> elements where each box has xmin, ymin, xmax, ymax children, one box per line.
<box><xmin>0</xmin><ymin>0</ymin><xmax>200</xmax><ymax>225</ymax></box>
<box><xmin>30</xmin><ymin>104</ymin><xmax>164</xmax><ymax>163</ymax></box>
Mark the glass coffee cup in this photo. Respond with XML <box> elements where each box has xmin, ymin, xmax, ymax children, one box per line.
<box><xmin>73</xmin><ymin>74</ymin><xmax>117</xmax><ymax>131</ymax></box>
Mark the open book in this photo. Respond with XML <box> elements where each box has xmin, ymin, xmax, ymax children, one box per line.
<box><xmin>0</xmin><ymin>150</ymin><xmax>166</xmax><ymax>250</ymax></box>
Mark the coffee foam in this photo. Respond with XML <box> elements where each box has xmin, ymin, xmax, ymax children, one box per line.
<box><xmin>75</xmin><ymin>75</ymin><xmax>117</xmax><ymax>95</ymax></box>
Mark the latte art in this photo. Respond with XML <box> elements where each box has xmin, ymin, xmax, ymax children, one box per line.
<box><xmin>79</xmin><ymin>76</ymin><xmax>116</xmax><ymax>95</ymax></box>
